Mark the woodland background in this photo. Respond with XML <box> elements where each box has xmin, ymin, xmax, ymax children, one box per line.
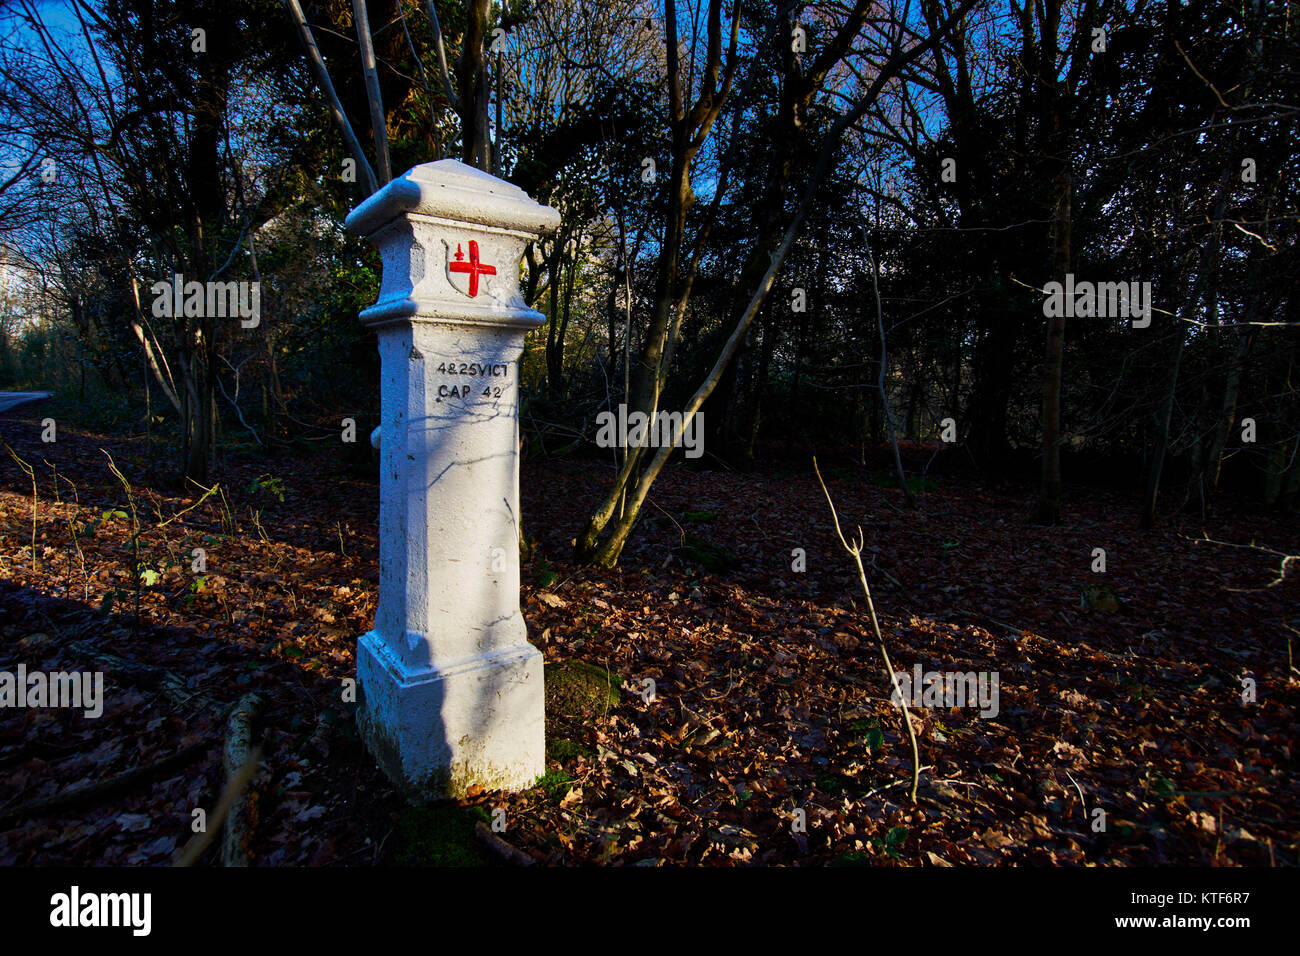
<box><xmin>0</xmin><ymin>0</ymin><xmax>1295</xmax><ymax>546</ymax></box>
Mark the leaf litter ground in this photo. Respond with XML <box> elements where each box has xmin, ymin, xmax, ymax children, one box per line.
<box><xmin>0</xmin><ymin>402</ymin><xmax>1295</xmax><ymax>865</ymax></box>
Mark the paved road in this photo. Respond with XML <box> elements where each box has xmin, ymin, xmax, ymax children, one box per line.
<box><xmin>0</xmin><ymin>391</ymin><xmax>52</xmax><ymax>413</ymax></box>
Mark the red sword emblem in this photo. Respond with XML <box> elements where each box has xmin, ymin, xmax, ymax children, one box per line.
<box><xmin>448</xmin><ymin>240</ymin><xmax>497</xmax><ymax>297</ymax></box>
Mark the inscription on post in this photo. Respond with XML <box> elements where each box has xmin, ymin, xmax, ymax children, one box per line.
<box><xmin>433</xmin><ymin>360</ymin><xmax>510</xmax><ymax>401</ymax></box>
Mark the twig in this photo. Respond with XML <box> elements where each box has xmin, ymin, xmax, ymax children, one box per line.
<box><xmin>952</xmin><ymin>608</ymin><xmax>1031</xmax><ymax>639</ymax></box>
<box><xmin>65</xmin><ymin>639</ymin><xmax>228</xmax><ymax>718</ymax></box>
<box><xmin>102</xmin><ymin>451</ymin><xmax>143</xmax><ymax>630</ymax></box>
<box><xmin>1283</xmin><ymin>623</ymin><xmax>1300</xmax><ymax>682</ymax></box>
<box><xmin>814</xmin><ymin>457</ymin><xmax>921</xmax><ymax>805</ymax></box>
<box><xmin>1187</xmin><ymin>533</ymin><xmax>1299</xmax><ymax>592</ymax></box>
<box><xmin>648</xmin><ymin>497</ymin><xmax>686</xmax><ymax>547</ymax></box>
<box><xmin>0</xmin><ymin>743</ymin><xmax>210</xmax><ymax>827</ymax></box>
<box><xmin>473</xmin><ymin>821</ymin><xmax>537</xmax><ymax>866</ymax></box>
<box><xmin>701</xmin><ymin>668</ymin><xmax>736</xmax><ymax>701</ymax></box>
<box><xmin>867</xmin><ymin>554</ymin><xmax>904</xmax><ymax>589</ymax></box>
<box><xmin>156</xmin><ymin>480</ymin><xmax>221</xmax><ymax>530</ymax></box>
<box><xmin>2</xmin><ymin>441</ymin><xmax>38</xmax><ymax>569</ymax></box>
<box><xmin>1064</xmin><ymin>769</ymin><xmax>1087</xmax><ymax>820</ymax></box>
<box><xmin>861</xmin><ymin>766</ymin><xmax>935</xmax><ymax>801</ymax></box>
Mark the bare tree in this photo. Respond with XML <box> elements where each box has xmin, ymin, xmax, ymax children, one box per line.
<box><xmin>576</xmin><ymin>0</ymin><xmax>981</xmax><ymax>566</ymax></box>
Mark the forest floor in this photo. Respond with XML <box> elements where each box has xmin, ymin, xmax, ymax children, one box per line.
<box><xmin>0</xmin><ymin>396</ymin><xmax>1296</xmax><ymax>866</ymax></box>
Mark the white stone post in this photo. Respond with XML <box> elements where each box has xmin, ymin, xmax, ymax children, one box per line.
<box><xmin>345</xmin><ymin>160</ymin><xmax>559</xmax><ymax>799</ymax></box>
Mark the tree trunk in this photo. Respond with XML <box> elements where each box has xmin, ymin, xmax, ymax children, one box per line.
<box><xmin>966</xmin><ymin>316</ymin><xmax>1017</xmax><ymax>465</ymax></box>
<box><xmin>1139</xmin><ymin>322</ymin><xmax>1187</xmax><ymax>529</ymax></box>
<box><xmin>544</xmin><ymin>241</ymin><xmax>564</xmax><ymax>397</ymax></box>
<box><xmin>870</xmin><ymin>245</ymin><xmax>914</xmax><ymax>508</ymax></box>
<box><xmin>742</xmin><ymin>303</ymin><xmax>776</xmax><ymax>461</ymax></box>
<box><xmin>1189</xmin><ymin>328</ymin><xmax>1253</xmax><ymax>511</ymax></box>
<box><xmin>457</xmin><ymin>0</ymin><xmax>492</xmax><ymax>171</ymax></box>
<box><xmin>1030</xmin><ymin>34</ymin><xmax>1071</xmax><ymax>524</ymax></box>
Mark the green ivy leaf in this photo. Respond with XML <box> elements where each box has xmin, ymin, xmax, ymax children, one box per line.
<box><xmin>1152</xmin><ymin>777</ymin><xmax>1177</xmax><ymax>796</ymax></box>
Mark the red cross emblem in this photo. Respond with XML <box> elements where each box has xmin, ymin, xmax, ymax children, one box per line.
<box><xmin>448</xmin><ymin>240</ymin><xmax>496</xmax><ymax>297</ymax></box>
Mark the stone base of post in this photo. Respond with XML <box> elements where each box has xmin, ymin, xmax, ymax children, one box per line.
<box><xmin>357</xmin><ymin>631</ymin><xmax>545</xmax><ymax>799</ymax></box>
